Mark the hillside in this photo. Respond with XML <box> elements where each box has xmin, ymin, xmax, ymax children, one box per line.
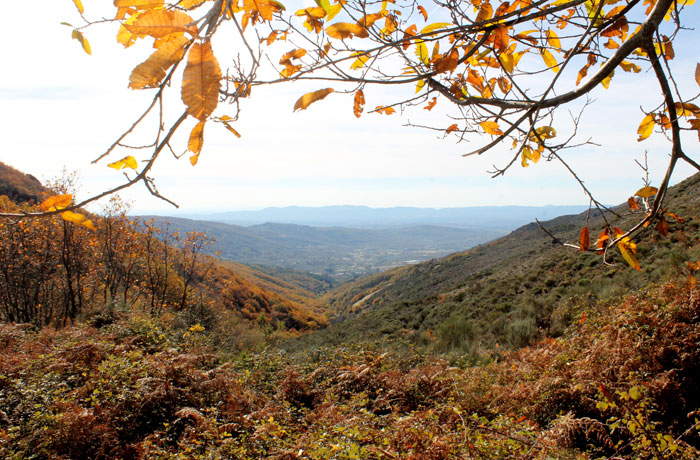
<box><xmin>0</xmin><ymin>161</ymin><xmax>46</xmax><ymax>204</ymax></box>
<box><xmin>2</xmin><ymin>280</ymin><xmax>699</xmax><ymax>459</ymax></box>
<box><xmin>140</xmin><ymin>216</ymin><xmax>504</xmax><ymax>281</ymax></box>
<box><xmin>294</xmin><ymin>174</ymin><xmax>700</xmax><ymax>354</ymax></box>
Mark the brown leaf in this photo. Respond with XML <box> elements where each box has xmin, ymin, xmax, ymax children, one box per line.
<box><xmin>656</xmin><ymin>216</ymin><xmax>669</xmax><ymax>236</ymax></box>
<box><xmin>181</xmin><ymin>41</ymin><xmax>222</xmax><ymax>121</ymax></box>
<box><xmin>353</xmin><ymin>89</ymin><xmax>365</xmax><ymax>118</ymax></box>
<box><xmin>627</xmin><ymin>197</ymin><xmax>639</xmax><ymax>211</ymax></box>
<box><xmin>294</xmin><ymin>88</ymin><xmax>334</xmax><ymax>111</ymax></box>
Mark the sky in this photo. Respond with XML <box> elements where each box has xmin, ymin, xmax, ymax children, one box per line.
<box><xmin>1</xmin><ymin>2</ymin><xmax>698</xmax><ymax>215</ymax></box>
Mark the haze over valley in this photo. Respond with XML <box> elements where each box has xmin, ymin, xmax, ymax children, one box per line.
<box><xmin>142</xmin><ymin>204</ymin><xmax>587</xmax><ymax>282</ymax></box>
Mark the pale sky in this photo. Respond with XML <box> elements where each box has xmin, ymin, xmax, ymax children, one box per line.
<box><xmin>1</xmin><ymin>2</ymin><xmax>698</xmax><ymax>214</ymax></box>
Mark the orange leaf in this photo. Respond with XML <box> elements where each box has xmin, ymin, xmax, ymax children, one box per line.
<box><xmin>129</xmin><ymin>34</ymin><xmax>189</xmax><ymax>89</ymax></box>
<box><xmin>402</xmin><ymin>24</ymin><xmax>417</xmax><ymax>50</ymax></box>
<box><xmin>417</xmin><ymin>5</ymin><xmax>428</xmax><ymax>21</ymax></box>
<box><xmin>243</xmin><ymin>0</ymin><xmax>277</xmax><ymax>21</ymax></box>
<box><xmin>124</xmin><ymin>8</ymin><xmax>196</xmax><ymax>38</ymax></box>
<box><xmin>353</xmin><ymin>89</ymin><xmax>365</xmax><ymax>118</ymax></box>
<box><xmin>656</xmin><ymin>216</ymin><xmax>669</xmax><ymax>236</ymax></box>
<box><xmin>579</xmin><ymin>226</ymin><xmax>590</xmax><ymax>251</ymax></box>
<box><xmin>294</xmin><ymin>88</ymin><xmax>334</xmax><ymax>111</ymax></box>
<box><xmin>375</xmin><ymin>105</ymin><xmax>396</xmax><ymax>115</ymax></box>
<box><xmin>189</xmin><ymin>153</ymin><xmax>200</xmax><ymax>166</ymax></box>
<box><xmin>188</xmin><ymin>121</ymin><xmax>205</xmax><ymax>154</ymax></box>
<box><xmin>114</xmin><ymin>0</ymin><xmax>164</xmax><ymax>8</ymax></box>
<box><xmin>480</xmin><ymin>121</ymin><xmax>504</xmax><ymax>135</ymax></box>
<box><xmin>41</xmin><ymin>194</ymin><xmax>72</xmax><ymax>212</ymax></box>
<box><xmin>326</xmin><ymin>22</ymin><xmax>368</xmax><ymax>39</ymax></box>
<box><xmin>446</xmin><ymin>123</ymin><xmax>459</xmax><ymax>134</ymax></box>
<box><xmin>424</xmin><ymin>97</ymin><xmax>437</xmax><ymax>111</ymax></box>
<box><xmin>181</xmin><ymin>41</ymin><xmax>222</xmax><ymax>121</ymax></box>
<box><xmin>696</xmin><ymin>63</ymin><xmax>700</xmax><ymax>88</ymax></box>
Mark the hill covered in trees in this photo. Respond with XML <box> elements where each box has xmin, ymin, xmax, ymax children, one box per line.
<box><xmin>291</xmin><ymin>174</ymin><xmax>700</xmax><ymax>358</ymax></box>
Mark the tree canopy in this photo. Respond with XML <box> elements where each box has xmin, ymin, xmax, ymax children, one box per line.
<box><xmin>2</xmin><ymin>0</ymin><xmax>700</xmax><ymax>269</ymax></box>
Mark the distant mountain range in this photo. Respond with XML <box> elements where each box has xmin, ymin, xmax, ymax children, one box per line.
<box><xmin>181</xmin><ymin>205</ymin><xmax>589</xmax><ymax>229</ymax></box>
<box><xmin>139</xmin><ymin>217</ymin><xmax>506</xmax><ymax>281</ymax></box>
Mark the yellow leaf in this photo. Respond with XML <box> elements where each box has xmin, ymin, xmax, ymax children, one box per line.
<box><xmin>294</xmin><ymin>88</ymin><xmax>334</xmax><ymax>111</ymax></box>
<box><xmin>72</xmin><ymin>0</ymin><xmax>84</xmax><ymax>14</ymax></box>
<box><xmin>326</xmin><ymin>3</ymin><xmax>342</xmax><ymax>21</ymax></box>
<box><xmin>351</xmin><ymin>53</ymin><xmax>369</xmax><ymax>70</ymax></box>
<box><xmin>181</xmin><ymin>41</ymin><xmax>222</xmax><ymax>121</ymax></box>
<box><xmin>188</xmin><ymin>121</ymin><xmax>205</xmax><ymax>154</ymax></box>
<box><xmin>71</xmin><ymin>29</ymin><xmax>92</xmax><ymax>55</ymax></box>
<box><xmin>129</xmin><ymin>35</ymin><xmax>189</xmax><ymax>89</ymax></box>
<box><xmin>532</xmin><ymin>126</ymin><xmax>557</xmax><ymax>140</ymax></box>
<box><xmin>635</xmin><ymin>186</ymin><xmax>658</xmax><ymax>198</ymax></box>
<box><xmin>41</xmin><ymin>194</ymin><xmax>72</xmax><ymax>212</ymax></box>
<box><xmin>108</xmin><ymin>155</ymin><xmax>139</xmax><ymax>170</ymax></box>
<box><xmin>117</xmin><ymin>12</ymin><xmax>143</xmax><ymax>47</ymax></box>
<box><xmin>415</xmin><ymin>41</ymin><xmax>429</xmax><ymax>65</ymax></box>
<box><xmin>61</xmin><ymin>210</ymin><xmax>96</xmax><ymax>231</ymax></box>
<box><xmin>546</xmin><ymin>30</ymin><xmax>561</xmax><ymax>49</ymax></box>
<box><xmin>540</xmin><ymin>48</ymin><xmax>559</xmax><ymax>73</ymax></box>
<box><xmin>637</xmin><ymin>114</ymin><xmax>655</xmax><ymax>141</ymax></box>
<box><xmin>480</xmin><ymin>121</ymin><xmax>504</xmax><ymax>135</ymax></box>
<box><xmin>420</xmin><ymin>22</ymin><xmax>453</xmax><ymax>34</ymax></box>
<box><xmin>190</xmin><ymin>153</ymin><xmax>200</xmax><ymax>166</ymax></box>
<box><xmin>618</xmin><ymin>237</ymin><xmax>641</xmax><ymax>270</ymax></box>
<box><xmin>601</xmin><ymin>69</ymin><xmax>614</xmax><ymax>88</ymax></box>
<box><xmin>326</xmin><ymin>22</ymin><xmax>367</xmax><ymax>39</ymax></box>
<box><xmin>619</xmin><ymin>61</ymin><xmax>641</xmax><ymax>73</ymax></box>
<box><xmin>124</xmin><ymin>8</ymin><xmax>196</xmax><ymax>38</ymax></box>
<box><xmin>416</xmin><ymin>79</ymin><xmax>425</xmax><ymax>93</ymax></box>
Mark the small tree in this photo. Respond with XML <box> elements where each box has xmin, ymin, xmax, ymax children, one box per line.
<box><xmin>3</xmin><ymin>0</ymin><xmax>700</xmax><ymax>268</ymax></box>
